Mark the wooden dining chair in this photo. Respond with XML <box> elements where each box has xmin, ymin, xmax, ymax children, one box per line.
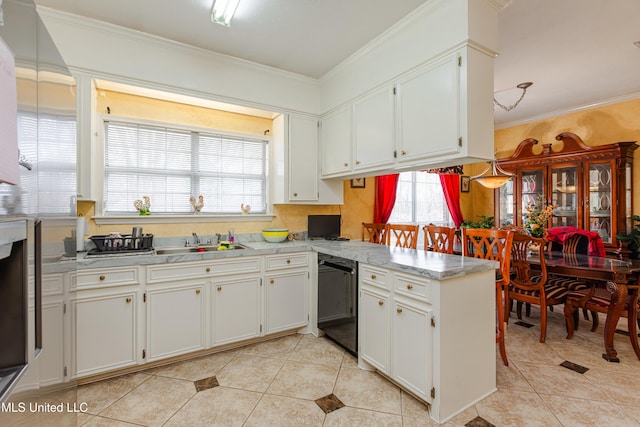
<box><xmin>362</xmin><ymin>222</ymin><xmax>388</xmax><ymax>244</ymax></box>
<box><xmin>462</xmin><ymin>228</ymin><xmax>514</xmax><ymax>366</ymax></box>
<box><xmin>423</xmin><ymin>225</ymin><xmax>455</xmax><ymax>254</ymax></box>
<box><xmin>542</xmin><ymin>233</ymin><xmax>591</xmax><ymax>319</ymax></box>
<box><xmin>506</xmin><ymin>232</ymin><xmax>570</xmax><ymax>343</ymax></box>
<box><xmin>564</xmin><ymin>284</ymin><xmax>640</xmax><ymax>360</ymax></box>
<box><xmin>387</xmin><ymin>224</ymin><xmax>419</xmax><ymax>249</ymax></box>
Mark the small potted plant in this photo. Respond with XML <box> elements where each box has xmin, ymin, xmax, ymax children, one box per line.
<box><xmin>616</xmin><ymin>214</ymin><xmax>640</xmax><ymax>259</ymax></box>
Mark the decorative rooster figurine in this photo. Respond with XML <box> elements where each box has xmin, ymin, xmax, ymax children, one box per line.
<box><xmin>241</xmin><ymin>203</ymin><xmax>251</xmax><ymax>215</ymax></box>
<box><xmin>133</xmin><ymin>196</ymin><xmax>151</xmax><ymax>216</ymax></box>
<box><xmin>190</xmin><ymin>195</ymin><xmax>204</xmax><ymax>214</ymax></box>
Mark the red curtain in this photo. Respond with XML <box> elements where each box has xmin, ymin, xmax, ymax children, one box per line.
<box><xmin>439</xmin><ymin>174</ymin><xmax>464</xmax><ymax>227</ymax></box>
<box><xmin>374</xmin><ymin>174</ymin><xmax>399</xmax><ymax>223</ymax></box>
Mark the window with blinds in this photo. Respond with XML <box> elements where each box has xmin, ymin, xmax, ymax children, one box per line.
<box><xmin>103</xmin><ymin>121</ymin><xmax>267</xmax><ymax>215</ymax></box>
<box><xmin>0</xmin><ymin>112</ymin><xmax>76</xmax><ymax>216</ymax></box>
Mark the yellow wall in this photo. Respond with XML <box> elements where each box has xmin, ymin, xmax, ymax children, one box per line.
<box><xmin>84</xmin><ymin>90</ymin><xmax>640</xmax><ymax>238</ymax></box>
<box><xmin>96</xmin><ymin>90</ymin><xmax>272</xmax><ymax>134</ymax></box>
<box><xmin>84</xmin><ymin>90</ymin><xmax>376</xmax><ymax>240</ymax></box>
<box><xmin>469</xmin><ymin>97</ymin><xmax>640</xmax><ymax>221</ymax></box>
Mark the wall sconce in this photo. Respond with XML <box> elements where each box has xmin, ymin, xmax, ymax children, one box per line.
<box><xmin>470</xmin><ymin>160</ymin><xmax>513</xmax><ymax>189</ymax></box>
<box><xmin>211</xmin><ymin>0</ymin><xmax>241</xmax><ymax>27</ymax></box>
<box><xmin>494</xmin><ymin>82</ymin><xmax>533</xmax><ymax>112</ymax></box>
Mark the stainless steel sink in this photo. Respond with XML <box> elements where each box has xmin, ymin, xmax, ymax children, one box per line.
<box><xmin>155</xmin><ymin>244</ymin><xmax>247</xmax><ymax>255</ymax></box>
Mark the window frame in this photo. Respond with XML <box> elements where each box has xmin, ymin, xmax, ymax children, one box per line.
<box><xmin>95</xmin><ymin>114</ymin><xmax>272</xmax><ymax>219</ymax></box>
<box><xmin>389</xmin><ymin>170</ymin><xmax>453</xmax><ymax>225</ymax></box>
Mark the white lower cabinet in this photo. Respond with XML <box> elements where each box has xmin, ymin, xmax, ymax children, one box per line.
<box><xmin>264</xmin><ymin>253</ymin><xmax>309</xmax><ymax>334</ymax></box>
<box><xmin>358</xmin><ymin>263</ymin><xmax>496</xmax><ymax>424</ymax></box>
<box><xmin>146</xmin><ymin>282</ymin><xmax>206</xmax><ymax>361</ymax></box>
<box><xmin>212</xmin><ymin>276</ymin><xmax>261</xmax><ymax>345</ymax></box>
<box><xmin>73</xmin><ymin>288</ymin><xmax>139</xmax><ymax>377</ymax></box>
<box><xmin>359</xmin><ymin>264</ymin><xmax>434</xmax><ymax>404</ymax></box>
<box><xmin>37</xmin><ymin>272</ymin><xmax>68</xmax><ymax>387</ymax></box>
<box><xmin>72</xmin><ymin>252</ymin><xmax>311</xmax><ymax>380</ymax></box>
<box><xmin>359</xmin><ymin>285</ymin><xmax>390</xmax><ymax>373</ymax></box>
<box><xmin>39</xmin><ymin>298</ymin><xmax>65</xmax><ymax>386</ymax></box>
<box><xmin>392</xmin><ymin>297</ymin><xmax>432</xmax><ymax>399</ymax></box>
<box><xmin>265</xmin><ymin>270</ymin><xmax>308</xmax><ymax>334</ymax></box>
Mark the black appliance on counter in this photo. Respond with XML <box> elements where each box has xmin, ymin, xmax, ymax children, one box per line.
<box><xmin>308</xmin><ymin>215</ymin><xmax>342</xmax><ymax>240</ymax></box>
<box><xmin>317</xmin><ymin>253</ymin><xmax>358</xmax><ymax>355</ymax></box>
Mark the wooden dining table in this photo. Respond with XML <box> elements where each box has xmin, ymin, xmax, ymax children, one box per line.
<box><xmin>530</xmin><ymin>251</ymin><xmax>640</xmax><ymax>362</ymax></box>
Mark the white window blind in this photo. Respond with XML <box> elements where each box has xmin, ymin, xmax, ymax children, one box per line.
<box><xmin>0</xmin><ymin>112</ymin><xmax>76</xmax><ymax>216</ymax></box>
<box><xmin>104</xmin><ymin>121</ymin><xmax>267</xmax><ymax>215</ymax></box>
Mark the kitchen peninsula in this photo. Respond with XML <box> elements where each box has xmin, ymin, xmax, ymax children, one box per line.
<box><xmin>46</xmin><ymin>238</ymin><xmax>497</xmax><ymax>423</ymax></box>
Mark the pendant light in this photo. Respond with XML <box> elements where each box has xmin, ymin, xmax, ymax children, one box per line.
<box><xmin>470</xmin><ymin>160</ymin><xmax>513</xmax><ymax>189</ymax></box>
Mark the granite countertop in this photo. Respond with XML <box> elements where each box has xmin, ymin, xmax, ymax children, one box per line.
<box><xmin>44</xmin><ymin>238</ymin><xmax>497</xmax><ymax>281</ymax></box>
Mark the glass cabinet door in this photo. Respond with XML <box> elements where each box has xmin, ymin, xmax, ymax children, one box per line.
<box><xmin>520</xmin><ymin>169</ymin><xmax>544</xmax><ymax>224</ymax></box>
<box><xmin>587</xmin><ymin>161</ymin><xmax>613</xmax><ymax>244</ymax></box>
<box><xmin>550</xmin><ymin>165</ymin><xmax>578</xmax><ymax>228</ymax></box>
<box><xmin>498</xmin><ymin>178</ymin><xmax>514</xmax><ymax>227</ymax></box>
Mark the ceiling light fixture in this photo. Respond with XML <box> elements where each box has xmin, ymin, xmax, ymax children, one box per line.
<box><xmin>211</xmin><ymin>0</ymin><xmax>241</xmax><ymax>27</ymax></box>
<box><xmin>470</xmin><ymin>159</ymin><xmax>514</xmax><ymax>189</ymax></box>
<box><xmin>494</xmin><ymin>82</ymin><xmax>533</xmax><ymax>112</ymax></box>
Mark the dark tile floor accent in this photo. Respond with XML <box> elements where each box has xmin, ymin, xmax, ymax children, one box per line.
<box><xmin>315</xmin><ymin>393</ymin><xmax>345</xmax><ymax>414</ymax></box>
<box><xmin>615</xmin><ymin>328</ymin><xmax>640</xmax><ymax>337</ymax></box>
<box><xmin>514</xmin><ymin>320</ymin><xmax>535</xmax><ymax>328</ymax></box>
<box><xmin>465</xmin><ymin>415</ymin><xmax>496</xmax><ymax>427</ymax></box>
<box><xmin>560</xmin><ymin>360</ymin><xmax>589</xmax><ymax>374</ymax></box>
<box><xmin>194</xmin><ymin>375</ymin><xmax>219</xmax><ymax>392</ymax></box>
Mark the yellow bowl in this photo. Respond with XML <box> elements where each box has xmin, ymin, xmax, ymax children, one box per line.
<box><xmin>262</xmin><ymin>229</ymin><xmax>288</xmax><ymax>243</ymax></box>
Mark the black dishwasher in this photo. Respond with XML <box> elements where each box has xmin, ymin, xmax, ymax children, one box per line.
<box><xmin>317</xmin><ymin>253</ymin><xmax>358</xmax><ymax>355</ymax></box>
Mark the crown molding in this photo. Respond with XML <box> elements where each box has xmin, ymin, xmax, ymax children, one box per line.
<box><xmin>494</xmin><ymin>91</ymin><xmax>640</xmax><ymax>130</ymax></box>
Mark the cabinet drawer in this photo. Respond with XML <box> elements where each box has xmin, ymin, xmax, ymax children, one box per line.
<box><xmin>76</xmin><ymin>267</ymin><xmax>139</xmax><ymax>290</ymax></box>
<box><xmin>146</xmin><ymin>257</ymin><xmax>260</xmax><ymax>283</ymax></box>
<box><xmin>359</xmin><ymin>264</ymin><xmax>390</xmax><ymax>290</ymax></box>
<box><xmin>394</xmin><ymin>272</ymin><xmax>431</xmax><ymax>302</ymax></box>
<box><xmin>213</xmin><ymin>256</ymin><xmax>261</xmax><ymax>276</ymax></box>
<box><xmin>43</xmin><ymin>273</ymin><xmax>64</xmax><ymax>296</ymax></box>
<box><xmin>147</xmin><ymin>261</ymin><xmax>213</xmax><ymax>283</ymax></box>
<box><xmin>265</xmin><ymin>253</ymin><xmax>309</xmax><ymax>271</ymax></box>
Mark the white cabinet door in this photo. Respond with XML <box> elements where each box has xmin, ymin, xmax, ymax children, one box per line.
<box><xmin>39</xmin><ymin>298</ymin><xmax>65</xmax><ymax>386</ymax></box>
<box><xmin>146</xmin><ymin>283</ymin><xmax>206</xmax><ymax>361</ymax></box>
<box><xmin>353</xmin><ymin>86</ymin><xmax>395</xmax><ymax>171</ymax></box>
<box><xmin>392</xmin><ymin>298</ymin><xmax>433</xmax><ymax>401</ymax></box>
<box><xmin>321</xmin><ymin>105</ymin><xmax>352</xmax><ymax>177</ymax></box>
<box><xmin>396</xmin><ymin>53</ymin><xmax>460</xmax><ymax>163</ymax></box>
<box><xmin>359</xmin><ymin>286</ymin><xmax>390</xmax><ymax>373</ymax></box>
<box><xmin>288</xmin><ymin>114</ymin><xmax>319</xmax><ymax>201</ymax></box>
<box><xmin>265</xmin><ymin>270</ymin><xmax>308</xmax><ymax>334</ymax></box>
<box><xmin>212</xmin><ymin>276</ymin><xmax>261</xmax><ymax>346</ymax></box>
<box><xmin>74</xmin><ymin>290</ymin><xmax>138</xmax><ymax>377</ymax></box>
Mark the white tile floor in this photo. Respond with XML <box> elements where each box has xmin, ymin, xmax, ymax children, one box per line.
<box><xmin>3</xmin><ymin>306</ymin><xmax>640</xmax><ymax>426</ymax></box>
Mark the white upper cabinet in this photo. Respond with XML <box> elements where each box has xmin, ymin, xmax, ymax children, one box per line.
<box><xmin>288</xmin><ymin>114</ymin><xmax>319</xmax><ymax>201</ymax></box>
<box><xmin>320</xmin><ymin>106</ymin><xmax>352</xmax><ymax>177</ymax></box>
<box><xmin>320</xmin><ymin>46</ymin><xmax>494</xmax><ymax>179</ymax></box>
<box><xmin>272</xmin><ymin>113</ymin><xmax>343</xmax><ymax>205</ymax></box>
<box><xmin>395</xmin><ymin>54</ymin><xmax>459</xmax><ymax>164</ymax></box>
<box><xmin>353</xmin><ymin>86</ymin><xmax>395</xmax><ymax>172</ymax></box>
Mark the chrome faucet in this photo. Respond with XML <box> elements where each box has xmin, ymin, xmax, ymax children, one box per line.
<box><xmin>192</xmin><ymin>232</ymin><xmax>201</xmax><ymax>245</ymax></box>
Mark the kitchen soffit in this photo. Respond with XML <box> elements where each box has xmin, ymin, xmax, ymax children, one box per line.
<box><xmin>33</xmin><ymin>0</ymin><xmax>640</xmax><ymax>127</ymax></box>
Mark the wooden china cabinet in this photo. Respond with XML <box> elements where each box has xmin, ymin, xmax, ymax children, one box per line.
<box><xmin>494</xmin><ymin>132</ymin><xmax>637</xmax><ymax>253</ymax></box>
